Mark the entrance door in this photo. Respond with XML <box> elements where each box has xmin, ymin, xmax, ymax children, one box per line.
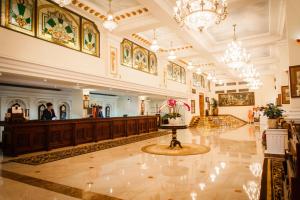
<box><xmin>199</xmin><ymin>94</ymin><xmax>205</xmax><ymax>117</ymax></box>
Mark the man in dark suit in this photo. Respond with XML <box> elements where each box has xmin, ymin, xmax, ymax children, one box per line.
<box><xmin>98</xmin><ymin>106</ymin><xmax>104</xmax><ymax>118</ymax></box>
<box><xmin>41</xmin><ymin>103</ymin><xmax>56</xmax><ymax>120</ymax></box>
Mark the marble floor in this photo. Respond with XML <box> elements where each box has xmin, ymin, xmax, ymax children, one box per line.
<box><xmin>0</xmin><ymin>124</ymin><xmax>263</xmax><ymax>200</ymax></box>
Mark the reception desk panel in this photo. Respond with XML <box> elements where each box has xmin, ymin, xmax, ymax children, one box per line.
<box><xmin>2</xmin><ymin>116</ymin><xmax>158</xmax><ymax>156</ymax></box>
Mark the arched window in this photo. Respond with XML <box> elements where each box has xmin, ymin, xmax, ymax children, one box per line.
<box><xmin>38</xmin><ymin>104</ymin><xmax>46</xmax><ymax>120</ymax></box>
<box><xmin>59</xmin><ymin>104</ymin><xmax>67</xmax><ymax>120</ymax></box>
<box><xmin>105</xmin><ymin>106</ymin><xmax>111</xmax><ymax>118</ymax></box>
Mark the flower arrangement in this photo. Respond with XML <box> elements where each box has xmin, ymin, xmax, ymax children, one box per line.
<box><xmin>159</xmin><ymin>99</ymin><xmax>190</xmax><ymax>121</ymax></box>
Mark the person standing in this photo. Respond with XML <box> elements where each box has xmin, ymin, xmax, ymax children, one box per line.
<box><xmin>98</xmin><ymin>106</ymin><xmax>104</xmax><ymax>118</ymax></box>
<box><xmin>41</xmin><ymin>103</ymin><xmax>56</xmax><ymax>120</ymax></box>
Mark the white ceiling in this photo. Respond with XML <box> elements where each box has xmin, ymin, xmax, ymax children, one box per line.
<box><xmin>76</xmin><ymin>0</ymin><xmax>286</xmax><ymax>80</ymax></box>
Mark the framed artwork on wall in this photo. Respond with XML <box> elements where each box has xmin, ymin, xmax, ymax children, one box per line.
<box><xmin>289</xmin><ymin>65</ymin><xmax>300</xmax><ymax>98</ymax></box>
<box><xmin>120</xmin><ymin>39</ymin><xmax>133</xmax><ymax>67</ymax></box>
<box><xmin>110</xmin><ymin>46</ymin><xmax>118</xmax><ymax>75</ymax></box>
<box><xmin>81</xmin><ymin>18</ymin><xmax>99</xmax><ymax>56</ymax></box>
<box><xmin>191</xmin><ymin>100</ymin><xmax>195</xmax><ymax>114</ymax></box>
<box><xmin>133</xmin><ymin>43</ymin><xmax>148</xmax><ymax>72</ymax></box>
<box><xmin>149</xmin><ymin>51</ymin><xmax>157</xmax><ymax>75</ymax></box>
<box><xmin>218</xmin><ymin>92</ymin><xmax>255</xmax><ymax>107</ymax></box>
<box><xmin>277</xmin><ymin>94</ymin><xmax>282</xmax><ymax>106</ymax></box>
<box><xmin>281</xmin><ymin>86</ymin><xmax>290</xmax><ymax>104</ymax></box>
<box><xmin>37</xmin><ymin>0</ymin><xmax>80</xmax><ymax>50</ymax></box>
<box><xmin>2</xmin><ymin>0</ymin><xmax>36</xmax><ymax>36</ymax></box>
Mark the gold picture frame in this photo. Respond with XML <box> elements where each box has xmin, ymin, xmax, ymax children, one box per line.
<box><xmin>37</xmin><ymin>0</ymin><xmax>80</xmax><ymax>51</ymax></box>
<box><xmin>81</xmin><ymin>18</ymin><xmax>99</xmax><ymax>56</ymax></box>
<box><xmin>289</xmin><ymin>65</ymin><xmax>300</xmax><ymax>98</ymax></box>
<box><xmin>3</xmin><ymin>0</ymin><xmax>36</xmax><ymax>36</ymax></box>
<box><xmin>218</xmin><ymin>92</ymin><xmax>255</xmax><ymax>107</ymax></box>
<box><xmin>120</xmin><ymin>39</ymin><xmax>133</xmax><ymax>68</ymax></box>
<box><xmin>281</xmin><ymin>86</ymin><xmax>290</xmax><ymax>104</ymax></box>
<box><xmin>191</xmin><ymin>100</ymin><xmax>195</xmax><ymax>114</ymax></box>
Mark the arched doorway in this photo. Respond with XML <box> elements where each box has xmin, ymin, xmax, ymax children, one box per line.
<box><xmin>105</xmin><ymin>105</ymin><xmax>111</xmax><ymax>118</ymax></box>
<box><xmin>38</xmin><ymin>104</ymin><xmax>46</xmax><ymax>120</ymax></box>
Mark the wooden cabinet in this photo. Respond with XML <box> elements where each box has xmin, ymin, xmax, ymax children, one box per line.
<box><xmin>2</xmin><ymin>116</ymin><xmax>158</xmax><ymax>156</ymax></box>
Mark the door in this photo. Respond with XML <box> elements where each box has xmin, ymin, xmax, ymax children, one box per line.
<box><xmin>199</xmin><ymin>94</ymin><xmax>205</xmax><ymax>117</ymax></box>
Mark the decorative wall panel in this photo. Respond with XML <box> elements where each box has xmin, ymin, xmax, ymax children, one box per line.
<box><xmin>81</xmin><ymin>18</ymin><xmax>99</xmax><ymax>56</ymax></box>
<box><xmin>193</xmin><ymin>73</ymin><xmax>205</xmax><ymax>87</ymax></box>
<box><xmin>120</xmin><ymin>39</ymin><xmax>157</xmax><ymax>75</ymax></box>
<box><xmin>1</xmin><ymin>0</ymin><xmax>100</xmax><ymax>56</ymax></box>
<box><xmin>3</xmin><ymin>0</ymin><xmax>36</xmax><ymax>36</ymax></box>
<box><xmin>37</xmin><ymin>0</ymin><xmax>80</xmax><ymax>50</ymax></box>
<box><xmin>218</xmin><ymin>92</ymin><xmax>255</xmax><ymax>107</ymax></box>
<box><xmin>167</xmin><ymin>62</ymin><xmax>186</xmax><ymax>84</ymax></box>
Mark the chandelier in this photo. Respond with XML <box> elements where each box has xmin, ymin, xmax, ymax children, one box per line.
<box><xmin>240</xmin><ymin>64</ymin><xmax>259</xmax><ymax>82</ymax></box>
<box><xmin>248</xmin><ymin>79</ymin><xmax>262</xmax><ymax>90</ymax></box>
<box><xmin>196</xmin><ymin>67</ymin><xmax>202</xmax><ymax>74</ymax></box>
<box><xmin>222</xmin><ymin>24</ymin><xmax>250</xmax><ymax>70</ymax></box>
<box><xmin>187</xmin><ymin>61</ymin><xmax>195</xmax><ymax>70</ymax></box>
<box><xmin>103</xmin><ymin>0</ymin><xmax>118</xmax><ymax>31</ymax></box>
<box><xmin>150</xmin><ymin>29</ymin><xmax>160</xmax><ymax>52</ymax></box>
<box><xmin>54</xmin><ymin>0</ymin><xmax>71</xmax><ymax>7</ymax></box>
<box><xmin>174</xmin><ymin>0</ymin><xmax>228</xmax><ymax>31</ymax></box>
<box><xmin>168</xmin><ymin>42</ymin><xmax>177</xmax><ymax>60</ymax></box>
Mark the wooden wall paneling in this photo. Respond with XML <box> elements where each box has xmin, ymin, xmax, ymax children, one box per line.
<box><xmin>112</xmin><ymin>119</ymin><xmax>126</xmax><ymax>138</ymax></box>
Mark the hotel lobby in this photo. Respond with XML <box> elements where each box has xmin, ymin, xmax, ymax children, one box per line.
<box><xmin>0</xmin><ymin>0</ymin><xmax>300</xmax><ymax>200</ymax></box>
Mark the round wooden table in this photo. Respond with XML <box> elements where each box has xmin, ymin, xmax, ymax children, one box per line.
<box><xmin>160</xmin><ymin>124</ymin><xmax>188</xmax><ymax>149</ymax></box>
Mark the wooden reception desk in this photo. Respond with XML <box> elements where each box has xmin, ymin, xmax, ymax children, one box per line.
<box><xmin>1</xmin><ymin>116</ymin><xmax>158</xmax><ymax>156</ymax></box>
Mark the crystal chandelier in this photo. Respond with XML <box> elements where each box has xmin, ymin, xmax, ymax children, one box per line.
<box><xmin>222</xmin><ymin>24</ymin><xmax>250</xmax><ymax>70</ymax></box>
<box><xmin>240</xmin><ymin>64</ymin><xmax>259</xmax><ymax>82</ymax></box>
<box><xmin>168</xmin><ymin>42</ymin><xmax>177</xmax><ymax>60</ymax></box>
<box><xmin>248</xmin><ymin>79</ymin><xmax>262</xmax><ymax>90</ymax></box>
<box><xmin>196</xmin><ymin>67</ymin><xmax>202</xmax><ymax>74</ymax></box>
<box><xmin>150</xmin><ymin>29</ymin><xmax>160</xmax><ymax>52</ymax></box>
<box><xmin>207</xmin><ymin>72</ymin><xmax>213</xmax><ymax>80</ymax></box>
<box><xmin>54</xmin><ymin>0</ymin><xmax>71</xmax><ymax>7</ymax></box>
<box><xmin>103</xmin><ymin>0</ymin><xmax>118</xmax><ymax>32</ymax></box>
<box><xmin>174</xmin><ymin>0</ymin><xmax>228</xmax><ymax>31</ymax></box>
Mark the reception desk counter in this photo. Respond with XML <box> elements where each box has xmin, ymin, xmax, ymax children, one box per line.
<box><xmin>2</xmin><ymin>116</ymin><xmax>158</xmax><ymax>156</ymax></box>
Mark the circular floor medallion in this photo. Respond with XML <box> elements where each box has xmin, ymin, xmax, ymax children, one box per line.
<box><xmin>141</xmin><ymin>144</ymin><xmax>210</xmax><ymax>156</ymax></box>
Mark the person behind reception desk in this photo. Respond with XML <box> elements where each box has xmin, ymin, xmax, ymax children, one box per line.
<box><xmin>41</xmin><ymin>103</ymin><xmax>56</xmax><ymax>120</ymax></box>
<box><xmin>98</xmin><ymin>106</ymin><xmax>104</xmax><ymax>118</ymax></box>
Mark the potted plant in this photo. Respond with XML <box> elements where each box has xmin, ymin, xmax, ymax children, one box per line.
<box><xmin>211</xmin><ymin>98</ymin><xmax>218</xmax><ymax>116</ymax></box>
<box><xmin>263</xmin><ymin>103</ymin><xmax>284</xmax><ymax>129</ymax></box>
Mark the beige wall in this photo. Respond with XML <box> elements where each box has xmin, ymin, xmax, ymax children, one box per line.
<box><xmin>286</xmin><ymin>0</ymin><xmax>300</xmax><ymax>109</ymax></box>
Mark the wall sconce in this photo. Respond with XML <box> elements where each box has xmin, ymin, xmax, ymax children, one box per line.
<box><xmin>296</xmin><ymin>39</ymin><xmax>300</xmax><ymax>45</ymax></box>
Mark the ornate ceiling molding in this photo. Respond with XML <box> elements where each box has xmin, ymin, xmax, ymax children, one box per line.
<box><xmin>131</xmin><ymin>33</ymin><xmax>193</xmax><ymax>53</ymax></box>
<box><xmin>71</xmin><ymin>0</ymin><xmax>149</xmax><ymax>22</ymax></box>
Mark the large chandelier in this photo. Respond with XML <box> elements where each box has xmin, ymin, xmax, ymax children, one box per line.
<box><xmin>103</xmin><ymin>0</ymin><xmax>118</xmax><ymax>32</ymax></box>
<box><xmin>150</xmin><ymin>29</ymin><xmax>160</xmax><ymax>52</ymax></box>
<box><xmin>53</xmin><ymin>0</ymin><xmax>71</xmax><ymax>7</ymax></box>
<box><xmin>240</xmin><ymin>64</ymin><xmax>259</xmax><ymax>82</ymax></box>
<box><xmin>174</xmin><ymin>0</ymin><xmax>228</xmax><ymax>31</ymax></box>
<box><xmin>222</xmin><ymin>24</ymin><xmax>250</xmax><ymax>70</ymax></box>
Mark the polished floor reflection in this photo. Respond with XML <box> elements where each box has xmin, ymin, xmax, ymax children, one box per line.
<box><xmin>0</xmin><ymin>124</ymin><xmax>263</xmax><ymax>200</ymax></box>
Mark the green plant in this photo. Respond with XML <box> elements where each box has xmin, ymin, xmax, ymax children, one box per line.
<box><xmin>162</xmin><ymin>113</ymin><xmax>181</xmax><ymax>120</ymax></box>
<box><xmin>263</xmin><ymin>103</ymin><xmax>284</xmax><ymax>119</ymax></box>
<box><xmin>211</xmin><ymin>98</ymin><xmax>218</xmax><ymax>109</ymax></box>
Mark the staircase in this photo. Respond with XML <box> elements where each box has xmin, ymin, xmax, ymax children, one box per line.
<box><xmin>190</xmin><ymin>115</ymin><xmax>247</xmax><ymax>129</ymax></box>
<box><xmin>189</xmin><ymin>116</ymin><xmax>201</xmax><ymax>127</ymax></box>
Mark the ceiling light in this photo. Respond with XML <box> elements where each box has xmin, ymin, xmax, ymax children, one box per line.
<box><xmin>174</xmin><ymin>0</ymin><xmax>228</xmax><ymax>31</ymax></box>
<box><xmin>240</xmin><ymin>64</ymin><xmax>259</xmax><ymax>82</ymax></box>
<box><xmin>53</xmin><ymin>0</ymin><xmax>71</xmax><ymax>7</ymax></box>
<box><xmin>150</xmin><ymin>29</ymin><xmax>160</xmax><ymax>52</ymax></box>
<box><xmin>187</xmin><ymin>61</ymin><xmax>194</xmax><ymax>70</ymax></box>
<box><xmin>196</xmin><ymin>68</ymin><xmax>202</xmax><ymax>74</ymax></box>
<box><xmin>168</xmin><ymin>42</ymin><xmax>176</xmax><ymax>60</ymax></box>
<box><xmin>103</xmin><ymin>0</ymin><xmax>118</xmax><ymax>31</ymax></box>
<box><xmin>222</xmin><ymin>24</ymin><xmax>250</xmax><ymax>70</ymax></box>
<box><xmin>207</xmin><ymin>72</ymin><xmax>213</xmax><ymax>80</ymax></box>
